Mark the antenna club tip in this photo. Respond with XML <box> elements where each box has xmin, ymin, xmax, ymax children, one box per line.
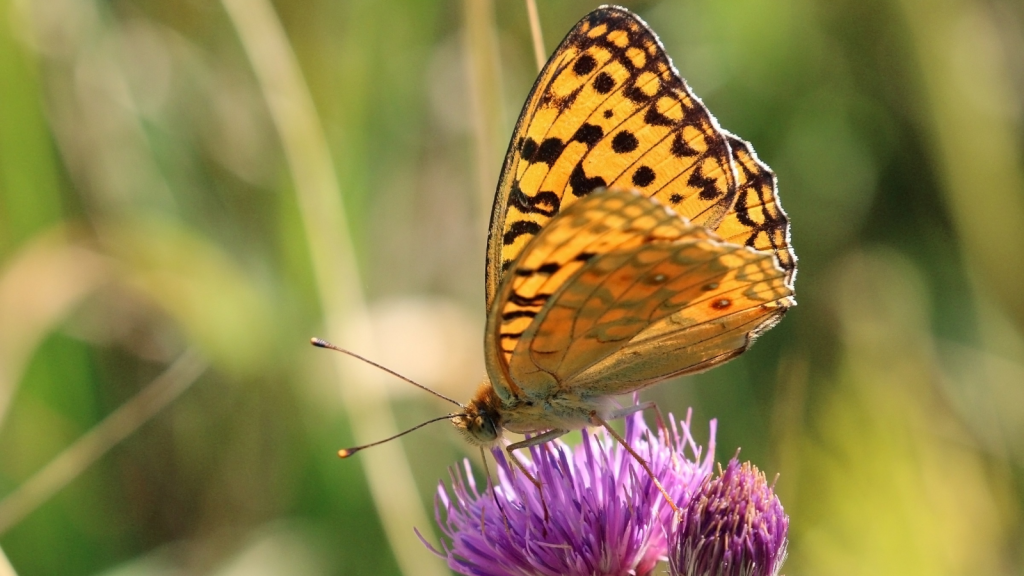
<box><xmin>311</xmin><ymin>337</ymin><xmax>327</xmax><ymax>348</ymax></box>
<box><xmin>338</xmin><ymin>448</ymin><xmax>357</xmax><ymax>458</ymax></box>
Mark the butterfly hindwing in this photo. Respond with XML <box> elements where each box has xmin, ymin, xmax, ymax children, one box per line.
<box><xmin>484</xmin><ymin>189</ymin><xmax>794</xmax><ymax>401</ymax></box>
<box><xmin>485</xmin><ymin>187</ymin><xmax>692</xmax><ymax>400</ymax></box>
<box><xmin>485</xmin><ymin>6</ymin><xmax>738</xmax><ymax>308</ymax></box>
<box><xmin>566</xmin><ymin>248</ymin><xmax>791</xmax><ymax>394</ymax></box>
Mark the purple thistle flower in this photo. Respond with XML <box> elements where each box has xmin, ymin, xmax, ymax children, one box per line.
<box><xmin>420</xmin><ymin>409</ymin><xmax>716</xmax><ymax>576</ymax></box>
<box><xmin>669</xmin><ymin>458</ymin><xmax>789</xmax><ymax>576</ymax></box>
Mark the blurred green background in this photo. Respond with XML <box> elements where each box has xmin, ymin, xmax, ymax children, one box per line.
<box><xmin>1</xmin><ymin>0</ymin><xmax>1022</xmax><ymax>574</ymax></box>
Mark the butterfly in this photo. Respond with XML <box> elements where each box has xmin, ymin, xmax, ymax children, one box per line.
<box><xmin>321</xmin><ymin>6</ymin><xmax>795</xmax><ymax>482</ymax></box>
<box><xmin>452</xmin><ymin>5</ymin><xmax>795</xmax><ymax>451</ymax></box>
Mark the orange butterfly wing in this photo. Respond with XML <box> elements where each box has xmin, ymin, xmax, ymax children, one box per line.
<box><xmin>485</xmin><ymin>7</ymin><xmax>738</xmax><ymax>308</ymax></box>
<box><xmin>480</xmin><ymin>6</ymin><xmax>798</xmax><ymax>408</ymax></box>
<box><xmin>717</xmin><ymin>134</ymin><xmax>797</xmax><ymax>286</ymax></box>
<box><xmin>484</xmin><ymin>189</ymin><xmax>793</xmax><ymax>402</ymax></box>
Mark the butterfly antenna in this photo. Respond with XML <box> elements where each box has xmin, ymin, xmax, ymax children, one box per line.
<box><xmin>338</xmin><ymin>413</ymin><xmax>464</xmax><ymax>458</ymax></box>
<box><xmin>311</xmin><ymin>337</ymin><xmax>464</xmax><ymax>407</ymax></box>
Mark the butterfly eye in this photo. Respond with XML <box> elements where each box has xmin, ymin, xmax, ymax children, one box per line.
<box><xmin>481</xmin><ymin>415</ymin><xmax>499</xmax><ymax>440</ymax></box>
<box><xmin>460</xmin><ymin>413</ymin><xmax>499</xmax><ymax>445</ymax></box>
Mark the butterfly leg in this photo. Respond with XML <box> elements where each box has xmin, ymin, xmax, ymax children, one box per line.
<box><xmin>608</xmin><ymin>400</ymin><xmax>671</xmax><ymax>440</ymax></box>
<box><xmin>479</xmin><ymin>446</ymin><xmax>511</xmax><ymax>535</ymax></box>
<box><xmin>608</xmin><ymin>401</ymin><xmax>682</xmax><ymax>469</ymax></box>
<box><xmin>590</xmin><ymin>411</ymin><xmax>679</xmax><ymax>514</ymax></box>
<box><xmin>505</xmin><ymin>429</ymin><xmax>568</xmax><ymax>524</ymax></box>
<box><xmin>608</xmin><ymin>400</ymin><xmax>658</xmax><ymax>421</ymax></box>
<box><xmin>505</xmin><ymin>428</ymin><xmax>569</xmax><ymax>486</ymax></box>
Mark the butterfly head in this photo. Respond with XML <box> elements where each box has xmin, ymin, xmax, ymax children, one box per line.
<box><xmin>452</xmin><ymin>382</ymin><xmax>503</xmax><ymax>446</ymax></box>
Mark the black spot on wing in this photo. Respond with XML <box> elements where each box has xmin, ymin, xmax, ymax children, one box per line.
<box><xmin>573</xmin><ymin>54</ymin><xmax>597</xmax><ymax>76</ymax></box>
<box><xmin>569</xmin><ymin>163</ymin><xmax>607</xmax><ymax>197</ymax></box>
<box><xmin>503</xmin><ymin>220</ymin><xmax>542</xmax><ymax>245</ymax></box>
<box><xmin>671</xmin><ymin>133</ymin><xmax>698</xmax><ymax>157</ymax></box>
<box><xmin>509</xmin><ymin>182</ymin><xmax>560</xmax><ymax>217</ymax></box>
<box><xmin>689</xmin><ymin>163</ymin><xmax>722</xmax><ymax>201</ymax></box>
<box><xmin>535</xmin><ymin>138</ymin><xmax>566</xmax><ymax>165</ymax></box>
<box><xmin>572</xmin><ymin>123</ymin><xmax>604</xmax><ymax>147</ymax></box>
<box><xmin>612</xmin><ymin>130</ymin><xmax>639</xmax><ymax>154</ymax></box>
<box><xmin>644</xmin><ymin>103</ymin><xmax>675</xmax><ymax>127</ymax></box>
<box><xmin>502</xmin><ymin>310</ymin><xmax>538</xmax><ymax>321</ymax></box>
<box><xmin>509</xmin><ymin>292</ymin><xmax>553</xmax><ymax>307</ymax></box>
<box><xmin>632</xmin><ymin>166</ymin><xmax>656</xmax><ymax>187</ymax></box>
<box><xmin>520</xmin><ymin>137</ymin><xmax>538</xmax><ymax>161</ymax></box>
<box><xmin>624</xmin><ymin>82</ymin><xmax>655</xmax><ymax>104</ymax></box>
<box><xmin>593</xmin><ymin>72</ymin><xmax>615</xmax><ymax>94</ymax></box>
<box><xmin>552</xmin><ymin>86</ymin><xmax>583</xmax><ymax>112</ymax></box>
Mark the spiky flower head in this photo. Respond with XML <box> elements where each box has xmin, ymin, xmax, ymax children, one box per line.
<box><xmin>422</xmin><ymin>409</ymin><xmax>716</xmax><ymax>576</ymax></box>
<box><xmin>670</xmin><ymin>458</ymin><xmax>789</xmax><ymax>576</ymax></box>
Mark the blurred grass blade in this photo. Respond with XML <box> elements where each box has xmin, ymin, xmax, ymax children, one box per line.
<box><xmin>769</xmin><ymin>353</ymin><xmax>809</xmax><ymax>507</ymax></box>
<box><xmin>0</xmin><ymin>348</ymin><xmax>206</xmax><ymax>535</ymax></box>
<box><xmin>796</xmin><ymin>252</ymin><xmax>1009</xmax><ymax>574</ymax></box>
<box><xmin>462</xmin><ymin>0</ymin><xmax>505</xmax><ymax>223</ymax></box>
<box><xmin>524</xmin><ymin>0</ymin><xmax>546</xmax><ymax>72</ymax></box>
<box><xmin>897</xmin><ymin>0</ymin><xmax>1024</xmax><ymax>331</ymax></box>
<box><xmin>0</xmin><ymin>228</ymin><xmax>110</xmax><ymax>429</ymax></box>
<box><xmin>219</xmin><ymin>2</ymin><xmax>448</xmax><ymax>576</ymax></box>
<box><xmin>0</xmin><ymin>545</ymin><xmax>16</xmax><ymax>576</ymax></box>
<box><xmin>105</xmin><ymin>218</ymin><xmax>274</xmax><ymax>379</ymax></box>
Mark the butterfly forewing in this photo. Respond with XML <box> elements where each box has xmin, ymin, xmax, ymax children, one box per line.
<box><xmin>716</xmin><ymin>134</ymin><xmax>796</xmax><ymax>286</ymax></box>
<box><xmin>486</xmin><ymin>6</ymin><xmax>738</xmax><ymax>307</ymax></box>
<box><xmin>485</xmin><ymin>189</ymin><xmax>793</xmax><ymax>401</ymax></box>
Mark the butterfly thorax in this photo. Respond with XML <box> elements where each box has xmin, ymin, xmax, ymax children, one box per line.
<box><xmin>454</xmin><ymin>379</ymin><xmax>619</xmax><ymax>444</ymax></box>
<box><xmin>496</xmin><ymin>389</ymin><xmax>614</xmax><ymax>434</ymax></box>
